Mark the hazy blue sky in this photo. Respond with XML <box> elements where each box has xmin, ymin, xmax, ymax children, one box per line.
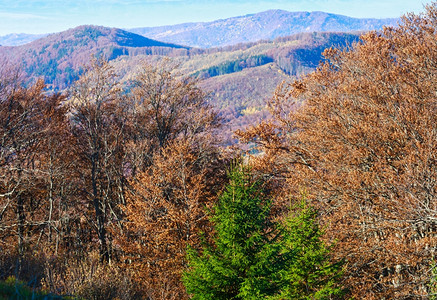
<box><xmin>0</xmin><ymin>0</ymin><xmax>427</xmax><ymax>35</ymax></box>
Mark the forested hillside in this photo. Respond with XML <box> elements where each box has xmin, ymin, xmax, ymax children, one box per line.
<box><xmin>0</xmin><ymin>27</ymin><xmax>359</xmax><ymax>93</ymax></box>
<box><xmin>0</xmin><ymin>25</ymin><xmax>188</xmax><ymax>89</ymax></box>
<box><xmin>1</xmin><ymin>3</ymin><xmax>436</xmax><ymax>300</ymax></box>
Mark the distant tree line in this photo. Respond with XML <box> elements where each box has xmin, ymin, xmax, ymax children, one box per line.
<box><xmin>194</xmin><ymin>55</ymin><xmax>274</xmax><ymax>79</ymax></box>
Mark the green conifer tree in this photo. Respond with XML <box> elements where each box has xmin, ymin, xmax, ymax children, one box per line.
<box><xmin>272</xmin><ymin>199</ymin><xmax>344</xmax><ymax>299</ymax></box>
<box><xmin>183</xmin><ymin>165</ymin><xmax>343</xmax><ymax>299</ymax></box>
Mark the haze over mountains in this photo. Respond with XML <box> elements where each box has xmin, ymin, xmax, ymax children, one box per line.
<box><xmin>0</xmin><ymin>33</ymin><xmax>49</xmax><ymax>47</ymax></box>
<box><xmin>0</xmin><ymin>9</ymin><xmax>397</xmax><ymax>48</ymax></box>
<box><xmin>129</xmin><ymin>10</ymin><xmax>398</xmax><ymax>48</ymax></box>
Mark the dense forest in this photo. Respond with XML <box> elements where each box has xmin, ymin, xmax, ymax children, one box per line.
<box><xmin>1</xmin><ymin>3</ymin><xmax>437</xmax><ymax>300</ymax></box>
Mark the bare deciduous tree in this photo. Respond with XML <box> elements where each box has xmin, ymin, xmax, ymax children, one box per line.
<box><xmin>67</xmin><ymin>57</ymin><xmax>128</xmax><ymax>263</ymax></box>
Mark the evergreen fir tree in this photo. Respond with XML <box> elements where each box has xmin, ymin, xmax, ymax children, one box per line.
<box><xmin>273</xmin><ymin>199</ymin><xmax>344</xmax><ymax>299</ymax></box>
<box><xmin>183</xmin><ymin>165</ymin><xmax>343</xmax><ymax>299</ymax></box>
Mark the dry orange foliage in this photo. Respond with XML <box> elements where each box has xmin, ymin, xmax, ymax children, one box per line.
<box><xmin>119</xmin><ymin>138</ymin><xmax>226</xmax><ymax>299</ymax></box>
<box><xmin>0</xmin><ymin>74</ymin><xmax>84</xmax><ymax>281</ymax></box>
<box><xmin>238</xmin><ymin>3</ymin><xmax>437</xmax><ymax>298</ymax></box>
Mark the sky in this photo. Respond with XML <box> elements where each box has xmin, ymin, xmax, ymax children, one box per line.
<box><xmin>0</xmin><ymin>0</ymin><xmax>427</xmax><ymax>36</ymax></box>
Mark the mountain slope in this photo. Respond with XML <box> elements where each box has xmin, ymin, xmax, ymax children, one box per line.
<box><xmin>0</xmin><ymin>25</ymin><xmax>189</xmax><ymax>89</ymax></box>
<box><xmin>128</xmin><ymin>10</ymin><xmax>397</xmax><ymax>48</ymax></box>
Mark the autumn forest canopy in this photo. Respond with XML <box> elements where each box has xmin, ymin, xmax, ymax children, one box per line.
<box><xmin>1</xmin><ymin>2</ymin><xmax>437</xmax><ymax>299</ymax></box>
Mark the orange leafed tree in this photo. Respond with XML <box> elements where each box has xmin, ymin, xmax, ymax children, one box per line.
<box><xmin>239</xmin><ymin>3</ymin><xmax>437</xmax><ymax>298</ymax></box>
<box><xmin>117</xmin><ymin>60</ymin><xmax>227</xmax><ymax>299</ymax></box>
<box><xmin>0</xmin><ymin>72</ymin><xmax>81</xmax><ymax>281</ymax></box>
<box><xmin>120</xmin><ymin>138</ymin><xmax>226</xmax><ymax>300</ymax></box>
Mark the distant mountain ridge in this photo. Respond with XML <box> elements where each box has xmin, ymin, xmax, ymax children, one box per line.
<box><xmin>0</xmin><ymin>10</ymin><xmax>397</xmax><ymax>47</ymax></box>
<box><xmin>0</xmin><ymin>33</ymin><xmax>49</xmax><ymax>46</ymax></box>
<box><xmin>128</xmin><ymin>9</ymin><xmax>398</xmax><ymax>48</ymax></box>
